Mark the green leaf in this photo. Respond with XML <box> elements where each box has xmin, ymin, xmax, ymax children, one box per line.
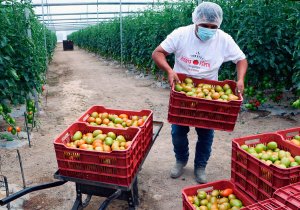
<box><xmin>9</xmin><ymin>68</ymin><xmax>19</xmax><ymax>80</ymax></box>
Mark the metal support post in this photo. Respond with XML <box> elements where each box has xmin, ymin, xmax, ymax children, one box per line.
<box><xmin>120</xmin><ymin>0</ymin><xmax>123</xmax><ymax>68</ymax></box>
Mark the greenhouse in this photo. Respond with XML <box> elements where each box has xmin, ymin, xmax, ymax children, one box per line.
<box><xmin>0</xmin><ymin>0</ymin><xmax>299</xmax><ymax>209</ymax></box>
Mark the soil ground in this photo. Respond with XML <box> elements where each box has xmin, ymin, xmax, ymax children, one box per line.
<box><xmin>0</xmin><ymin>43</ymin><xmax>299</xmax><ymax>210</ymax></box>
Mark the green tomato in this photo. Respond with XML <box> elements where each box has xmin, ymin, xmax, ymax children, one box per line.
<box><xmin>245</xmin><ymin>103</ymin><xmax>253</xmax><ymax>109</ymax></box>
<box><xmin>27</xmin><ymin>100</ymin><xmax>35</xmax><ymax>107</ymax></box>
<box><xmin>8</xmin><ymin>117</ymin><xmax>16</xmax><ymax>125</ymax></box>
<box><xmin>11</xmin><ymin>128</ymin><xmax>17</xmax><ymax>135</ymax></box>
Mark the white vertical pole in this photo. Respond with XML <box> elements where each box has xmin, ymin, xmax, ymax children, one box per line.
<box><xmin>120</xmin><ymin>0</ymin><xmax>123</xmax><ymax>68</ymax></box>
<box><xmin>26</xmin><ymin>2</ymin><xmax>43</xmax><ymax>113</ymax></box>
<box><xmin>86</xmin><ymin>4</ymin><xmax>88</xmax><ymax>26</ymax></box>
<box><xmin>25</xmin><ymin>8</ymin><xmax>32</xmax><ymax>38</ymax></box>
<box><xmin>97</xmin><ymin>0</ymin><xmax>99</xmax><ymax>22</ymax></box>
<box><xmin>41</xmin><ymin>0</ymin><xmax>48</xmax><ymax>65</ymax></box>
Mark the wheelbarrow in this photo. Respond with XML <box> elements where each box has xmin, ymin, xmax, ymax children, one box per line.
<box><xmin>0</xmin><ymin>121</ymin><xmax>163</xmax><ymax>210</ymax></box>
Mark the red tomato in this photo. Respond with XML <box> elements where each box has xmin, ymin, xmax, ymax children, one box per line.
<box><xmin>220</xmin><ymin>188</ymin><xmax>233</xmax><ymax>197</ymax></box>
<box><xmin>16</xmin><ymin>126</ymin><xmax>21</xmax><ymax>132</ymax></box>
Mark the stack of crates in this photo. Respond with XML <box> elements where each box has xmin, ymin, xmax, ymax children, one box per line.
<box><xmin>53</xmin><ymin>105</ymin><xmax>153</xmax><ymax>187</ymax></box>
<box><xmin>63</xmin><ymin>40</ymin><xmax>74</xmax><ymax>51</ymax></box>
<box><xmin>231</xmin><ymin>132</ymin><xmax>300</xmax><ymax>201</ymax></box>
<box><xmin>182</xmin><ymin>126</ymin><xmax>300</xmax><ymax>209</ymax></box>
<box><xmin>168</xmin><ymin>74</ymin><xmax>300</xmax><ymax>209</ymax></box>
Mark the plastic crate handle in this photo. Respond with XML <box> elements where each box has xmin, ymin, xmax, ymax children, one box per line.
<box><xmin>196</xmin><ymin>186</ymin><xmax>214</xmax><ymax>192</ymax></box>
<box><xmin>82</xmin><ymin>114</ymin><xmax>90</xmax><ymax>121</ymax></box>
<box><xmin>61</xmin><ymin>132</ymin><xmax>70</xmax><ymax>144</ymax></box>
<box><xmin>244</xmin><ymin>138</ymin><xmax>261</xmax><ymax>145</ymax></box>
<box><xmin>284</xmin><ymin>131</ymin><xmax>299</xmax><ymax>138</ymax></box>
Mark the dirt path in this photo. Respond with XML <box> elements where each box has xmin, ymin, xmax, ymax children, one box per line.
<box><xmin>0</xmin><ymin>43</ymin><xmax>299</xmax><ymax>210</ymax></box>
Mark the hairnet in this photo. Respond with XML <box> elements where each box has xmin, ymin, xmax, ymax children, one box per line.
<box><xmin>192</xmin><ymin>2</ymin><xmax>223</xmax><ymax>28</ymax></box>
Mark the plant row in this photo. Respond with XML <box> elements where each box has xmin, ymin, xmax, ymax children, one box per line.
<box><xmin>0</xmin><ymin>0</ymin><xmax>56</xmax><ymax>133</ymax></box>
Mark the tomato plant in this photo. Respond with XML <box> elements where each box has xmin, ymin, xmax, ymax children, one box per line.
<box><xmin>0</xmin><ymin>0</ymin><xmax>56</xmax><ymax>131</ymax></box>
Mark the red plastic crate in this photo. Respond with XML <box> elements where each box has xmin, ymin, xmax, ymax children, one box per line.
<box><xmin>182</xmin><ymin>179</ymin><xmax>254</xmax><ymax>210</ymax></box>
<box><xmin>273</xmin><ymin>182</ymin><xmax>300</xmax><ymax>210</ymax></box>
<box><xmin>277</xmin><ymin>127</ymin><xmax>300</xmax><ymax>148</ymax></box>
<box><xmin>77</xmin><ymin>105</ymin><xmax>153</xmax><ymax>156</ymax></box>
<box><xmin>53</xmin><ymin>122</ymin><xmax>142</xmax><ymax>187</ymax></box>
<box><xmin>168</xmin><ymin>73</ymin><xmax>243</xmax><ymax>131</ymax></box>
<box><xmin>231</xmin><ymin>132</ymin><xmax>300</xmax><ymax>201</ymax></box>
<box><xmin>242</xmin><ymin>198</ymin><xmax>293</xmax><ymax>210</ymax></box>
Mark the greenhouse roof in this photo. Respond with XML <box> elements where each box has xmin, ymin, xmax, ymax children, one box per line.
<box><xmin>32</xmin><ymin>0</ymin><xmax>176</xmax><ymax>31</ymax></box>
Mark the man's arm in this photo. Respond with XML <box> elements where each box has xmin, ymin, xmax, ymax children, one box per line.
<box><xmin>152</xmin><ymin>45</ymin><xmax>180</xmax><ymax>86</ymax></box>
<box><xmin>236</xmin><ymin>58</ymin><xmax>248</xmax><ymax>94</ymax></box>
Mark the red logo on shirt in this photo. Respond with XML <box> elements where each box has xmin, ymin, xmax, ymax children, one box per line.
<box><xmin>180</xmin><ymin>56</ymin><xmax>210</xmax><ymax>68</ymax></box>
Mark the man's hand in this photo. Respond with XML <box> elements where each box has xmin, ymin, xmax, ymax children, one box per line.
<box><xmin>168</xmin><ymin>71</ymin><xmax>180</xmax><ymax>87</ymax></box>
<box><xmin>152</xmin><ymin>45</ymin><xmax>180</xmax><ymax>87</ymax></box>
<box><xmin>236</xmin><ymin>59</ymin><xmax>248</xmax><ymax>94</ymax></box>
<box><xmin>236</xmin><ymin>80</ymin><xmax>244</xmax><ymax>94</ymax></box>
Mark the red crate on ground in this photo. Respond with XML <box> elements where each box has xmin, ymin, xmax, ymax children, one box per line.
<box><xmin>168</xmin><ymin>73</ymin><xmax>243</xmax><ymax>131</ymax></box>
<box><xmin>242</xmin><ymin>198</ymin><xmax>293</xmax><ymax>210</ymax></box>
<box><xmin>54</xmin><ymin>122</ymin><xmax>142</xmax><ymax>187</ymax></box>
<box><xmin>77</xmin><ymin>105</ymin><xmax>153</xmax><ymax>156</ymax></box>
<box><xmin>277</xmin><ymin>127</ymin><xmax>300</xmax><ymax>148</ymax></box>
<box><xmin>231</xmin><ymin>132</ymin><xmax>300</xmax><ymax>201</ymax></box>
<box><xmin>273</xmin><ymin>182</ymin><xmax>300</xmax><ymax>210</ymax></box>
<box><xmin>182</xmin><ymin>180</ymin><xmax>254</xmax><ymax>210</ymax></box>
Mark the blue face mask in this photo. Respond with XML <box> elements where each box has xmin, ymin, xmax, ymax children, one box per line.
<box><xmin>197</xmin><ymin>26</ymin><xmax>217</xmax><ymax>41</ymax></box>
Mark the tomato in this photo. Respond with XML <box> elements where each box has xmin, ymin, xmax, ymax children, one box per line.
<box><xmin>79</xmin><ymin>144</ymin><xmax>88</xmax><ymax>150</ymax></box>
<box><xmin>87</xmin><ymin>117</ymin><xmax>95</xmax><ymax>123</ymax></box>
<box><xmin>137</xmin><ymin>119</ymin><xmax>144</xmax><ymax>126</ymax></box>
<box><xmin>119</xmin><ymin>114</ymin><xmax>128</xmax><ymax>119</ymax></box>
<box><xmin>126</xmin><ymin>120</ymin><xmax>132</xmax><ymax>127</ymax></box>
<box><xmin>16</xmin><ymin>126</ymin><xmax>21</xmax><ymax>132</ymax></box>
<box><xmin>220</xmin><ymin>188</ymin><xmax>233</xmax><ymax>197</ymax></box>
<box><xmin>11</xmin><ymin>128</ymin><xmax>17</xmax><ymax>135</ymax></box>
<box><xmin>42</xmin><ymin>85</ymin><xmax>46</xmax><ymax>92</ymax></box>
<box><xmin>93</xmin><ymin>142</ymin><xmax>102</xmax><ymax>149</ymax></box>
<box><xmin>131</xmin><ymin>115</ymin><xmax>139</xmax><ymax>121</ymax></box>
<box><xmin>187</xmin><ymin>196</ymin><xmax>194</xmax><ymax>203</ymax></box>
<box><xmin>27</xmin><ymin>106</ymin><xmax>33</xmax><ymax>112</ymax></box>
<box><xmin>77</xmin><ymin>139</ymin><xmax>86</xmax><ymax>147</ymax></box>
<box><xmin>7</xmin><ymin>126</ymin><xmax>13</xmax><ymax>132</ymax></box>
<box><xmin>102</xmin><ymin>118</ymin><xmax>110</xmax><ymax>125</ymax></box>
<box><xmin>27</xmin><ymin>100</ymin><xmax>35</xmax><ymax>108</ymax></box>
<box><xmin>122</xmin><ymin>117</ymin><xmax>128</xmax><ymax>122</ymax></box>
<box><xmin>7</xmin><ymin>117</ymin><xmax>16</xmax><ymax>125</ymax></box>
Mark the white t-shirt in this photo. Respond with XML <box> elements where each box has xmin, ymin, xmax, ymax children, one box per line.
<box><xmin>160</xmin><ymin>24</ymin><xmax>246</xmax><ymax>81</ymax></box>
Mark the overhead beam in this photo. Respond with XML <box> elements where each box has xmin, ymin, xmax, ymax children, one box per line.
<box><xmin>40</xmin><ymin>17</ymin><xmax>114</xmax><ymax>22</ymax></box>
<box><xmin>46</xmin><ymin>25</ymin><xmax>96</xmax><ymax>28</ymax></box>
<box><xmin>47</xmin><ymin>27</ymin><xmax>87</xmax><ymax>30</ymax></box>
<box><xmin>52</xmin><ymin>29</ymin><xmax>82</xmax><ymax>31</ymax></box>
<box><xmin>32</xmin><ymin>2</ymin><xmax>164</xmax><ymax>7</ymax></box>
<box><xmin>45</xmin><ymin>21</ymin><xmax>102</xmax><ymax>25</ymax></box>
<box><xmin>46</xmin><ymin>23</ymin><xmax>100</xmax><ymax>27</ymax></box>
<box><xmin>36</xmin><ymin>11</ymin><xmax>140</xmax><ymax>17</ymax></box>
